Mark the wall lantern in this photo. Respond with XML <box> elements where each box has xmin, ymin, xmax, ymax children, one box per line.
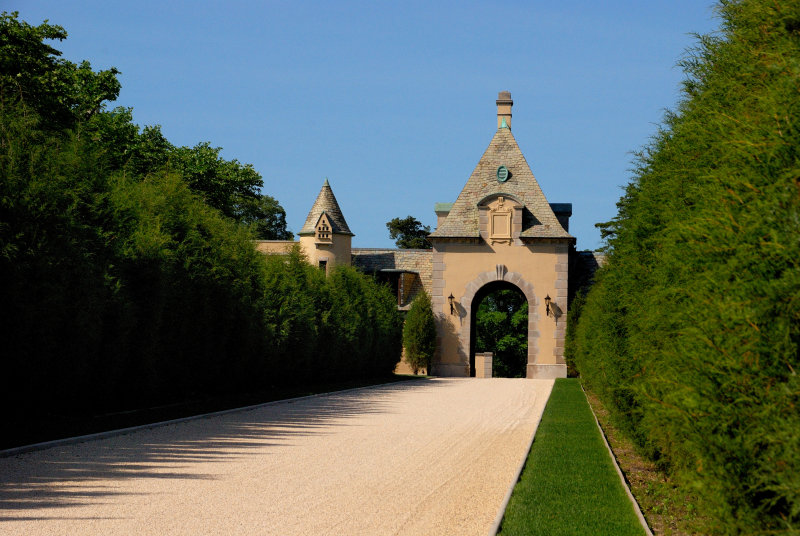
<box><xmin>448</xmin><ymin>293</ymin><xmax>456</xmax><ymax>315</ymax></box>
<box><xmin>544</xmin><ymin>294</ymin><xmax>552</xmax><ymax>317</ymax></box>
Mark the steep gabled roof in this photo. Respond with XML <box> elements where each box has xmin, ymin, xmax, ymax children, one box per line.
<box><xmin>429</xmin><ymin>127</ymin><xmax>573</xmax><ymax>241</ymax></box>
<box><xmin>299</xmin><ymin>178</ymin><xmax>354</xmax><ymax>236</ymax></box>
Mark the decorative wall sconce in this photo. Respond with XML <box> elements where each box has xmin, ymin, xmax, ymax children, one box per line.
<box><xmin>448</xmin><ymin>293</ymin><xmax>455</xmax><ymax>315</ymax></box>
<box><xmin>544</xmin><ymin>294</ymin><xmax>552</xmax><ymax>317</ymax></box>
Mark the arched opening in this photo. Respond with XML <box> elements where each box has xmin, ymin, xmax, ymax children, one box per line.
<box><xmin>469</xmin><ymin>281</ymin><xmax>528</xmax><ymax>378</ymax></box>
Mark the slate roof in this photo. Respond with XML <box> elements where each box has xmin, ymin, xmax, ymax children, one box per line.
<box><xmin>429</xmin><ymin>127</ymin><xmax>573</xmax><ymax>241</ymax></box>
<box><xmin>299</xmin><ymin>178</ymin><xmax>354</xmax><ymax>236</ymax></box>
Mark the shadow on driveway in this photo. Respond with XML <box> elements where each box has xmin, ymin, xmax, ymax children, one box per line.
<box><xmin>0</xmin><ymin>378</ymin><xmax>458</xmax><ymax>521</ymax></box>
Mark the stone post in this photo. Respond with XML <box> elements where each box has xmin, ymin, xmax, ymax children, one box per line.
<box><xmin>475</xmin><ymin>352</ymin><xmax>493</xmax><ymax>378</ymax></box>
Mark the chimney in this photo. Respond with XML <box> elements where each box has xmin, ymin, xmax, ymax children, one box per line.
<box><xmin>496</xmin><ymin>91</ymin><xmax>512</xmax><ymax>129</ymax></box>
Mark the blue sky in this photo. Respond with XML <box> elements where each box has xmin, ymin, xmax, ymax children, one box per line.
<box><xmin>11</xmin><ymin>1</ymin><xmax>720</xmax><ymax>250</ymax></box>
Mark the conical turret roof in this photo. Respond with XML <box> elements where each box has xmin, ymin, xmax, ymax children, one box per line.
<box><xmin>429</xmin><ymin>127</ymin><xmax>573</xmax><ymax>241</ymax></box>
<box><xmin>299</xmin><ymin>178</ymin><xmax>354</xmax><ymax>236</ymax></box>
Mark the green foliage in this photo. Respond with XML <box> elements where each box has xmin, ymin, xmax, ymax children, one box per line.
<box><xmin>475</xmin><ymin>288</ymin><xmax>528</xmax><ymax>378</ymax></box>
<box><xmin>326</xmin><ymin>265</ymin><xmax>404</xmax><ymax>377</ymax></box>
<box><xmin>386</xmin><ymin>215</ymin><xmax>431</xmax><ymax>249</ymax></box>
<box><xmin>571</xmin><ymin>1</ymin><xmax>800</xmax><ymax>533</ymax></box>
<box><xmin>563</xmin><ymin>289</ymin><xmax>584</xmax><ymax>378</ymax></box>
<box><xmin>403</xmin><ymin>289</ymin><xmax>437</xmax><ymax>374</ymax></box>
<box><xmin>235</xmin><ymin>191</ymin><xmax>293</xmax><ymax>240</ymax></box>
<box><xmin>259</xmin><ymin>249</ymin><xmax>402</xmax><ymax>382</ymax></box>
<box><xmin>0</xmin><ymin>12</ymin><xmax>120</xmax><ymax>131</ymax></box>
<box><xmin>0</xmin><ymin>12</ymin><xmax>398</xmax><ymax>433</ymax></box>
<box><xmin>1</xmin><ymin>11</ymin><xmax>292</xmax><ymax>240</ymax></box>
<box><xmin>499</xmin><ymin>379</ymin><xmax>645</xmax><ymax>536</ymax></box>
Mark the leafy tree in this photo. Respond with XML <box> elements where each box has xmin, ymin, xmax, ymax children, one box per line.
<box><xmin>167</xmin><ymin>143</ymin><xmax>293</xmax><ymax>239</ymax></box>
<box><xmin>0</xmin><ymin>11</ymin><xmax>120</xmax><ymax>131</ymax></box>
<box><xmin>386</xmin><ymin>216</ymin><xmax>431</xmax><ymax>249</ymax></box>
<box><xmin>1</xmin><ymin>12</ymin><xmax>292</xmax><ymax>240</ymax></box>
<box><xmin>170</xmin><ymin>142</ymin><xmax>260</xmax><ymax>217</ymax></box>
<box><xmin>403</xmin><ymin>290</ymin><xmax>436</xmax><ymax>374</ymax></box>
<box><xmin>475</xmin><ymin>289</ymin><xmax>527</xmax><ymax>378</ymax></box>
<box><xmin>236</xmin><ymin>192</ymin><xmax>293</xmax><ymax>240</ymax></box>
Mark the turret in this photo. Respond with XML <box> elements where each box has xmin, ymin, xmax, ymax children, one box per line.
<box><xmin>298</xmin><ymin>179</ymin><xmax>353</xmax><ymax>273</ymax></box>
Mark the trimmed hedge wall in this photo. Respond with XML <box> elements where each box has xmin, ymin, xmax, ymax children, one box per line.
<box><xmin>569</xmin><ymin>2</ymin><xmax>800</xmax><ymax>533</ymax></box>
<box><xmin>0</xmin><ymin>13</ymin><xmax>402</xmax><ymax>433</ymax></box>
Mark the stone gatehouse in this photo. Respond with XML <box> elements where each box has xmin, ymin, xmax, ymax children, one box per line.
<box><xmin>256</xmin><ymin>92</ymin><xmax>581</xmax><ymax>379</ymax></box>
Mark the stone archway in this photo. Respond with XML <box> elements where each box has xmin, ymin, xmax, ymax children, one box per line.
<box><xmin>426</xmin><ymin>92</ymin><xmax>572</xmax><ymax>379</ymax></box>
<box><xmin>457</xmin><ymin>267</ymin><xmax>540</xmax><ymax>378</ymax></box>
<box><xmin>469</xmin><ymin>280</ymin><xmax>529</xmax><ymax>377</ymax></box>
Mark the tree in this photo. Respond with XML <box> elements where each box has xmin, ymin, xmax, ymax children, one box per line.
<box><xmin>0</xmin><ymin>12</ymin><xmax>120</xmax><ymax>131</ymax></box>
<box><xmin>235</xmin><ymin>193</ymin><xmax>293</xmax><ymax>240</ymax></box>
<box><xmin>475</xmin><ymin>289</ymin><xmax>528</xmax><ymax>378</ymax></box>
<box><xmin>170</xmin><ymin>142</ymin><xmax>261</xmax><ymax>218</ymax></box>
<box><xmin>402</xmin><ymin>290</ymin><xmax>436</xmax><ymax>374</ymax></box>
<box><xmin>169</xmin><ymin>143</ymin><xmax>292</xmax><ymax>239</ymax></box>
<box><xmin>0</xmin><ymin>11</ymin><xmax>404</xmax><ymax>451</ymax></box>
<box><xmin>386</xmin><ymin>216</ymin><xmax>431</xmax><ymax>249</ymax></box>
<box><xmin>1</xmin><ymin>12</ymin><xmax>292</xmax><ymax>241</ymax></box>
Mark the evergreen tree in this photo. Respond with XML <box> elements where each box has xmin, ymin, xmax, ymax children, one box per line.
<box><xmin>572</xmin><ymin>1</ymin><xmax>800</xmax><ymax>532</ymax></box>
<box><xmin>403</xmin><ymin>290</ymin><xmax>436</xmax><ymax>374</ymax></box>
<box><xmin>386</xmin><ymin>216</ymin><xmax>431</xmax><ymax>249</ymax></box>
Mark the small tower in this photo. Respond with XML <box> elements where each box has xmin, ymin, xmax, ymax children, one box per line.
<box><xmin>298</xmin><ymin>179</ymin><xmax>354</xmax><ymax>273</ymax></box>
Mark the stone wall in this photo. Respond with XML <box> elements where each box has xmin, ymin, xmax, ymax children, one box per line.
<box><xmin>351</xmin><ymin>248</ymin><xmax>433</xmax><ymax>308</ymax></box>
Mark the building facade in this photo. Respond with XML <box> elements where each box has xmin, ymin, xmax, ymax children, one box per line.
<box><xmin>257</xmin><ymin>92</ymin><xmax>574</xmax><ymax>379</ymax></box>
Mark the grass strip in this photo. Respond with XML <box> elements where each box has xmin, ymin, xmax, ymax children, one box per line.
<box><xmin>498</xmin><ymin>378</ymin><xmax>646</xmax><ymax>536</ymax></box>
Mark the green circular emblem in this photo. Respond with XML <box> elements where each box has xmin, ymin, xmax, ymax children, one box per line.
<box><xmin>497</xmin><ymin>165</ymin><xmax>509</xmax><ymax>183</ymax></box>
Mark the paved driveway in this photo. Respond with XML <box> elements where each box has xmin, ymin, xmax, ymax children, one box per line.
<box><xmin>0</xmin><ymin>378</ymin><xmax>553</xmax><ymax>535</ymax></box>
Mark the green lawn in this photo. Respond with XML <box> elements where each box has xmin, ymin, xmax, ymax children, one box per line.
<box><xmin>498</xmin><ymin>378</ymin><xmax>646</xmax><ymax>536</ymax></box>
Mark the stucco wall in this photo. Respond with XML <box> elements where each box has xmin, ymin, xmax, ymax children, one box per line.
<box><xmin>299</xmin><ymin>234</ymin><xmax>352</xmax><ymax>268</ymax></box>
<box><xmin>431</xmin><ymin>240</ymin><xmax>569</xmax><ymax>379</ymax></box>
<box><xmin>254</xmin><ymin>240</ymin><xmax>296</xmax><ymax>255</ymax></box>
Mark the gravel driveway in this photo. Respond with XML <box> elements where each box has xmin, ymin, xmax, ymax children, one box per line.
<box><xmin>0</xmin><ymin>378</ymin><xmax>553</xmax><ymax>535</ymax></box>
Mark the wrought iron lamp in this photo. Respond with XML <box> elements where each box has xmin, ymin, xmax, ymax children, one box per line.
<box><xmin>544</xmin><ymin>294</ymin><xmax>552</xmax><ymax>317</ymax></box>
<box><xmin>448</xmin><ymin>293</ymin><xmax>455</xmax><ymax>315</ymax></box>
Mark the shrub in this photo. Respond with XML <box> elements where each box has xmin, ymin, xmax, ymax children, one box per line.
<box><xmin>402</xmin><ymin>290</ymin><xmax>436</xmax><ymax>374</ymax></box>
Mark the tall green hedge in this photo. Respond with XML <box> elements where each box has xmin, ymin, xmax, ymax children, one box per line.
<box><xmin>0</xmin><ymin>12</ymin><xmax>402</xmax><ymax>431</ymax></box>
<box><xmin>571</xmin><ymin>1</ymin><xmax>800</xmax><ymax>533</ymax></box>
<box><xmin>0</xmin><ymin>117</ymin><xmax>403</xmax><ymax>417</ymax></box>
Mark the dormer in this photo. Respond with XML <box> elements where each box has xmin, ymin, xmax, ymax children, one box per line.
<box><xmin>315</xmin><ymin>213</ymin><xmax>333</xmax><ymax>243</ymax></box>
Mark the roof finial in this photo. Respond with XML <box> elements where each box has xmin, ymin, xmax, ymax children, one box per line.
<box><xmin>323</xmin><ymin>177</ymin><xmax>330</xmax><ymax>187</ymax></box>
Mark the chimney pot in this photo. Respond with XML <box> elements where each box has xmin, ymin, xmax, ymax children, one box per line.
<box><xmin>496</xmin><ymin>91</ymin><xmax>513</xmax><ymax>129</ymax></box>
